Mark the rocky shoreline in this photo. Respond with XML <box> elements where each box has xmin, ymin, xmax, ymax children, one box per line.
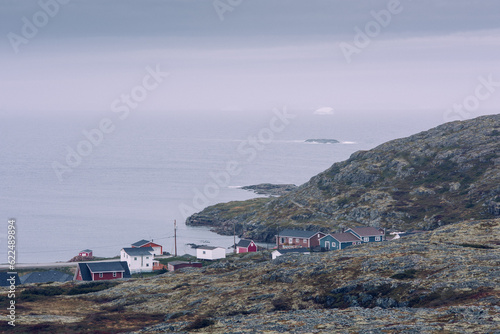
<box><xmin>240</xmin><ymin>183</ymin><xmax>297</xmax><ymax>196</ymax></box>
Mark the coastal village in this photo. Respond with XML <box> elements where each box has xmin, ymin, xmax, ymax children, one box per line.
<box><xmin>1</xmin><ymin>225</ymin><xmax>406</xmax><ymax>286</ymax></box>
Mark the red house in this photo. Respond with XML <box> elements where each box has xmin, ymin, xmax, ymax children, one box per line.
<box><xmin>167</xmin><ymin>261</ymin><xmax>202</xmax><ymax>272</ymax></box>
<box><xmin>74</xmin><ymin>261</ymin><xmax>131</xmax><ymax>281</ymax></box>
<box><xmin>131</xmin><ymin>239</ymin><xmax>163</xmax><ymax>256</ymax></box>
<box><xmin>236</xmin><ymin>239</ymin><xmax>257</xmax><ymax>253</ymax></box>
<box><xmin>78</xmin><ymin>249</ymin><xmax>93</xmax><ymax>257</ymax></box>
<box><xmin>276</xmin><ymin>229</ymin><xmax>326</xmax><ymax>249</ymax></box>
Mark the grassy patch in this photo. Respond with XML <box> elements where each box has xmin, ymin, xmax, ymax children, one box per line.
<box><xmin>409</xmin><ymin>287</ymin><xmax>493</xmax><ymax>307</ymax></box>
<box><xmin>66</xmin><ymin>281</ymin><xmax>119</xmax><ymax>295</ymax></box>
<box><xmin>9</xmin><ymin>281</ymin><xmax>121</xmax><ymax>304</ymax></box>
<box><xmin>131</xmin><ymin>269</ymin><xmax>167</xmax><ymax>278</ymax></box>
<box><xmin>16</xmin><ymin>286</ymin><xmax>65</xmax><ymax>302</ymax></box>
<box><xmin>157</xmin><ymin>255</ymin><xmax>197</xmax><ymax>265</ymax></box>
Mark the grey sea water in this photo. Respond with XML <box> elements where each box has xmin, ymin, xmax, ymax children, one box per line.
<box><xmin>0</xmin><ymin>110</ymin><xmax>454</xmax><ymax>262</ymax></box>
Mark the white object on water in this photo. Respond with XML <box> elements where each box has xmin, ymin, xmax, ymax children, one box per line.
<box><xmin>314</xmin><ymin>107</ymin><xmax>334</xmax><ymax>115</ymax></box>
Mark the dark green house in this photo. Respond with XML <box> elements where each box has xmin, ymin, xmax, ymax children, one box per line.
<box><xmin>319</xmin><ymin>232</ymin><xmax>362</xmax><ymax>251</ymax></box>
<box><xmin>344</xmin><ymin>227</ymin><xmax>384</xmax><ymax>243</ymax></box>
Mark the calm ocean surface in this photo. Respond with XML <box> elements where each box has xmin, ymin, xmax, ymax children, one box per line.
<box><xmin>0</xmin><ymin>110</ymin><xmax>452</xmax><ymax>263</ymax></box>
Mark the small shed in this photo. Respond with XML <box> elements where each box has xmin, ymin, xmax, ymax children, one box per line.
<box><xmin>236</xmin><ymin>239</ymin><xmax>257</xmax><ymax>253</ymax></box>
<box><xmin>79</xmin><ymin>249</ymin><xmax>93</xmax><ymax>257</ymax></box>
<box><xmin>272</xmin><ymin>248</ymin><xmax>310</xmax><ymax>260</ymax></box>
<box><xmin>196</xmin><ymin>246</ymin><xmax>226</xmax><ymax>260</ymax></box>
<box><xmin>167</xmin><ymin>261</ymin><xmax>202</xmax><ymax>272</ymax></box>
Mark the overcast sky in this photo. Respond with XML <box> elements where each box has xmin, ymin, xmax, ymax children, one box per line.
<box><xmin>0</xmin><ymin>0</ymin><xmax>499</xmax><ymax>116</ymax></box>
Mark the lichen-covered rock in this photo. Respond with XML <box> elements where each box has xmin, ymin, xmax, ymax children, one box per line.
<box><xmin>11</xmin><ymin>219</ymin><xmax>499</xmax><ymax>333</ymax></box>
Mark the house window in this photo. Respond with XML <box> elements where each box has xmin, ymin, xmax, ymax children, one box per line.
<box><xmin>203</xmin><ymin>251</ymin><xmax>206</xmax><ymax>254</ymax></box>
<box><xmin>289</xmin><ymin>238</ymin><xmax>292</xmax><ymax>243</ymax></box>
<box><xmin>280</xmin><ymin>237</ymin><xmax>285</xmax><ymax>244</ymax></box>
<box><xmin>295</xmin><ymin>238</ymin><xmax>299</xmax><ymax>243</ymax></box>
<box><xmin>146</xmin><ymin>257</ymin><xmax>149</xmax><ymax>259</ymax></box>
<box><xmin>99</xmin><ymin>273</ymin><xmax>103</xmax><ymax>278</ymax></box>
<box><xmin>134</xmin><ymin>257</ymin><xmax>137</xmax><ymax>260</ymax></box>
<box><xmin>303</xmin><ymin>238</ymin><xmax>307</xmax><ymax>243</ymax></box>
<box><xmin>363</xmin><ymin>237</ymin><xmax>369</xmax><ymax>242</ymax></box>
<box><xmin>113</xmin><ymin>272</ymin><xmax>117</xmax><ymax>277</ymax></box>
<box><xmin>375</xmin><ymin>236</ymin><xmax>381</xmax><ymax>241</ymax></box>
<box><xmin>146</xmin><ymin>263</ymin><xmax>149</xmax><ymax>267</ymax></box>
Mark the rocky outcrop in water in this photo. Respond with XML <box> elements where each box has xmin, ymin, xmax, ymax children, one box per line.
<box><xmin>305</xmin><ymin>139</ymin><xmax>340</xmax><ymax>144</ymax></box>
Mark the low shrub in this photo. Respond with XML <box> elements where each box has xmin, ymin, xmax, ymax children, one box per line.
<box><xmin>391</xmin><ymin>269</ymin><xmax>418</xmax><ymax>280</ymax></box>
<box><xmin>184</xmin><ymin>316</ymin><xmax>215</xmax><ymax>330</ymax></box>
<box><xmin>458</xmin><ymin>243</ymin><xmax>494</xmax><ymax>249</ymax></box>
<box><xmin>66</xmin><ymin>281</ymin><xmax>118</xmax><ymax>295</ymax></box>
<box><xmin>19</xmin><ymin>286</ymin><xmax>65</xmax><ymax>301</ymax></box>
<box><xmin>101</xmin><ymin>304</ymin><xmax>125</xmax><ymax>312</ymax></box>
<box><xmin>272</xmin><ymin>297</ymin><xmax>292</xmax><ymax>311</ymax></box>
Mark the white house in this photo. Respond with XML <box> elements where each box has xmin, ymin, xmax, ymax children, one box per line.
<box><xmin>196</xmin><ymin>246</ymin><xmax>226</xmax><ymax>260</ymax></box>
<box><xmin>131</xmin><ymin>239</ymin><xmax>163</xmax><ymax>256</ymax></box>
<box><xmin>120</xmin><ymin>247</ymin><xmax>154</xmax><ymax>273</ymax></box>
<box><xmin>272</xmin><ymin>248</ymin><xmax>310</xmax><ymax>260</ymax></box>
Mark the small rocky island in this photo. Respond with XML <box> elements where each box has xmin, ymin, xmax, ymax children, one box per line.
<box><xmin>241</xmin><ymin>183</ymin><xmax>297</xmax><ymax>196</ymax></box>
<box><xmin>305</xmin><ymin>139</ymin><xmax>339</xmax><ymax>144</ymax></box>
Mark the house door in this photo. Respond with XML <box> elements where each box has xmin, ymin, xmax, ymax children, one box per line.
<box><xmin>325</xmin><ymin>241</ymin><xmax>330</xmax><ymax>250</ymax></box>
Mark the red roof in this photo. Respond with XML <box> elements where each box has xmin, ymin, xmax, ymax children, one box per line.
<box><xmin>347</xmin><ymin>227</ymin><xmax>384</xmax><ymax>237</ymax></box>
<box><xmin>331</xmin><ymin>232</ymin><xmax>361</xmax><ymax>242</ymax></box>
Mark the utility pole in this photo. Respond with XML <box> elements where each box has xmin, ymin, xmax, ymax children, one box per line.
<box><xmin>233</xmin><ymin>222</ymin><xmax>236</xmax><ymax>254</ymax></box>
<box><xmin>174</xmin><ymin>220</ymin><xmax>177</xmax><ymax>257</ymax></box>
<box><xmin>277</xmin><ymin>228</ymin><xmax>280</xmax><ymax>250</ymax></box>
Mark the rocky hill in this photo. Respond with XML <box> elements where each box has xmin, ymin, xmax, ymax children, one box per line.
<box><xmin>187</xmin><ymin>114</ymin><xmax>500</xmax><ymax>242</ymax></box>
<box><xmin>3</xmin><ymin>219</ymin><xmax>499</xmax><ymax>333</ymax></box>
